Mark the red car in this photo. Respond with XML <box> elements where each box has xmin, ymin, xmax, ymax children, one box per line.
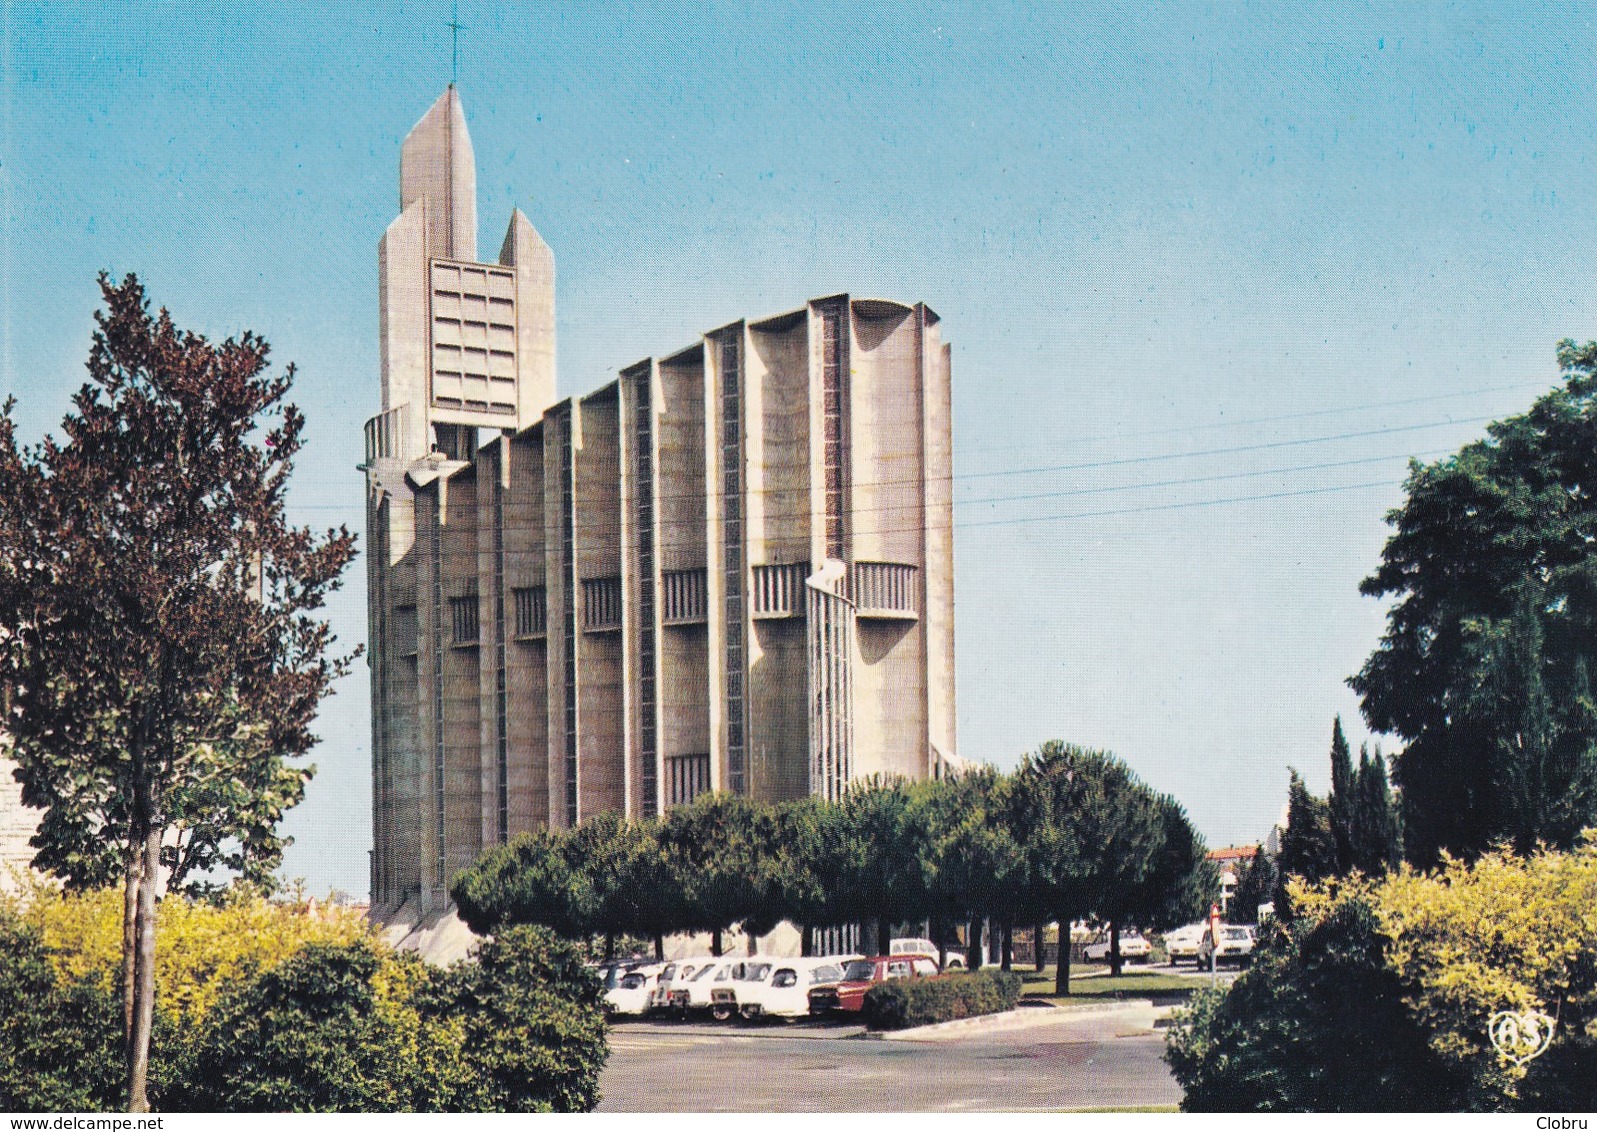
<box><xmin>807</xmin><ymin>954</ymin><xmax>940</xmax><ymax>1013</ymax></box>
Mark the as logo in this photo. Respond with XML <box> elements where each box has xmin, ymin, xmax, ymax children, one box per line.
<box><xmin>1487</xmin><ymin>1009</ymin><xmax>1555</xmax><ymax>1067</ymax></box>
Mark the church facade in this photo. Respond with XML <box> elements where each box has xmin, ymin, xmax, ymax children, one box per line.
<box><xmin>365</xmin><ymin>89</ymin><xmax>959</xmax><ymax>918</ymax></box>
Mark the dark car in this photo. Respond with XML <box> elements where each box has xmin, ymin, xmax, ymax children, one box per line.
<box><xmin>807</xmin><ymin>954</ymin><xmax>939</xmax><ymax>1013</ymax></box>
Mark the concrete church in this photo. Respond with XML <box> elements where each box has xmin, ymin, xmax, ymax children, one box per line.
<box><xmin>365</xmin><ymin>88</ymin><xmax>959</xmax><ymax>921</ymax></box>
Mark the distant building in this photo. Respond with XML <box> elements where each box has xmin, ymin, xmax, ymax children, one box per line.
<box><xmin>364</xmin><ymin>89</ymin><xmax>959</xmax><ymax>919</ymax></box>
<box><xmin>0</xmin><ymin>749</ymin><xmax>40</xmax><ymax>895</ymax></box>
<box><xmin>1207</xmin><ymin>844</ymin><xmax>1259</xmax><ymax>914</ymax></box>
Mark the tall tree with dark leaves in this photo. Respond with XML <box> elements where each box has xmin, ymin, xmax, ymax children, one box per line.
<box><xmin>1009</xmin><ymin>743</ymin><xmax>1163</xmax><ymax>993</ymax></box>
<box><xmin>1352</xmin><ymin>743</ymin><xmax>1403</xmax><ymax>875</ymax></box>
<box><xmin>1351</xmin><ymin>341</ymin><xmax>1597</xmax><ymax>863</ymax></box>
<box><xmin>1327</xmin><ymin>717</ymin><xmax>1357</xmax><ymax>874</ymax></box>
<box><xmin>1276</xmin><ymin>771</ymin><xmax>1337</xmax><ymax>910</ymax></box>
<box><xmin>0</xmin><ymin>276</ymin><xmax>357</xmax><ymax>1111</ymax></box>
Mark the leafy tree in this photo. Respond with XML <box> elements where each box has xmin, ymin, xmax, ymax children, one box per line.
<box><xmin>920</xmin><ymin>769</ymin><xmax>1028</xmax><ymax>970</ymax></box>
<box><xmin>1118</xmin><ymin>794</ymin><xmax>1218</xmax><ymax>955</ymax></box>
<box><xmin>0</xmin><ymin>275</ymin><xmax>357</xmax><ymax>1109</ymax></box>
<box><xmin>1351</xmin><ymin>342</ymin><xmax>1597</xmax><ymax>864</ymax></box>
<box><xmin>766</xmin><ymin>795</ymin><xmax>835</xmax><ymax>953</ymax></box>
<box><xmin>1276</xmin><ymin>771</ymin><xmax>1337</xmax><ymax>908</ymax></box>
<box><xmin>1085</xmin><ymin>781</ymin><xmax>1180</xmax><ymax>977</ymax></box>
<box><xmin>655</xmin><ymin>791</ymin><xmax>776</xmax><ymax>953</ymax></box>
<box><xmin>1321</xmin><ymin>717</ymin><xmax>1403</xmax><ymax>879</ymax></box>
<box><xmin>1009</xmin><ymin>743</ymin><xmax>1162</xmax><ymax>993</ymax></box>
<box><xmin>452</xmin><ymin>827</ymin><xmax>591</xmax><ymax>939</ymax></box>
<box><xmin>823</xmin><ymin>777</ymin><xmax>933</xmax><ymax>954</ymax></box>
<box><xmin>567</xmin><ymin>813</ymin><xmax>682</xmax><ymax>958</ymax></box>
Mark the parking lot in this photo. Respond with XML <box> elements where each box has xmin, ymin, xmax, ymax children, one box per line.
<box><xmin>597</xmin><ymin>1002</ymin><xmax>1183</xmax><ymax>1112</ymax></box>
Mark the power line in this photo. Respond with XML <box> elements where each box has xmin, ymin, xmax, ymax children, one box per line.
<box><xmin>965</xmin><ymin>380</ymin><xmax>1549</xmax><ymax>456</ymax></box>
<box><xmin>957</xmin><ymin>415</ymin><xmax>1497</xmax><ymax>482</ymax></box>
<box><xmin>957</xmin><ymin>479</ymin><xmax>1400</xmax><ymax>531</ymax></box>
<box><xmin>959</xmin><ymin>450</ymin><xmax>1448</xmax><ymax>510</ymax></box>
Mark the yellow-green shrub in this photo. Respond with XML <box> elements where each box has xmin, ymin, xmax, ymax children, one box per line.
<box><xmin>5</xmin><ymin>879</ymin><xmax>372</xmax><ymax>1034</ymax></box>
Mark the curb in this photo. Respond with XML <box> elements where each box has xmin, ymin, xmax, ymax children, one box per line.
<box><xmin>864</xmin><ymin>998</ymin><xmax>1159</xmax><ymax>1042</ymax></box>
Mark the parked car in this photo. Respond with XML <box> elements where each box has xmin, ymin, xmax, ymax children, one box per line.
<box><xmin>733</xmin><ymin>956</ymin><xmax>857</xmax><ymax>1020</ymax></box>
<box><xmin>891</xmin><ymin>937</ymin><xmax>966</xmax><ymax>970</ymax></box>
<box><xmin>650</xmin><ymin>958</ymin><xmax>716</xmax><ymax>1012</ymax></box>
<box><xmin>1160</xmin><ymin>922</ymin><xmax>1209</xmax><ymax>965</ymax></box>
<box><xmin>1083</xmin><ymin>930</ymin><xmax>1152</xmax><ymax>963</ymax></box>
<box><xmin>1197</xmin><ymin>924</ymin><xmax>1257</xmax><ymax>967</ymax></box>
<box><xmin>709</xmin><ymin>958</ymin><xmax>778</xmax><ymax>1021</ymax></box>
<box><xmin>604</xmin><ymin>963</ymin><xmax>665</xmax><ymax>1016</ymax></box>
<box><xmin>808</xmin><ymin>954</ymin><xmax>940</xmax><ymax>1014</ymax></box>
<box><xmin>675</xmin><ymin>957</ymin><xmax>739</xmax><ymax>1015</ymax></box>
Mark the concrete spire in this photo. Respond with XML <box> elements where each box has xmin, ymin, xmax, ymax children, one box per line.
<box><xmin>400</xmin><ymin>86</ymin><xmax>477</xmax><ymax>263</ymax></box>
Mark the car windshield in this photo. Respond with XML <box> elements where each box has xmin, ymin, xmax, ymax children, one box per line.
<box><xmin>691</xmin><ymin>964</ymin><xmax>720</xmax><ymax>982</ymax></box>
<box><xmin>1225</xmin><ymin>927</ymin><xmax>1251</xmax><ymax>940</ymax></box>
<box><xmin>810</xmin><ymin>964</ymin><xmax>842</xmax><ymax>984</ymax></box>
<box><xmin>841</xmin><ymin>960</ymin><xmax>877</xmax><ymax>981</ymax></box>
<box><xmin>738</xmin><ymin>963</ymin><xmax>772</xmax><ymax>981</ymax></box>
<box><xmin>620</xmin><ymin>974</ymin><xmax>645</xmax><ymax>989</ymax></box>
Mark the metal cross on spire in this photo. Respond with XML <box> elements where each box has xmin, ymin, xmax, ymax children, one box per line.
<box><xmin>446</xmin><ymin>2</ymin><xmax>466</xmax><ymax>86</ymax></box>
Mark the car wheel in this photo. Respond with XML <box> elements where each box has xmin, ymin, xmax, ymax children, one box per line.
<box><xmin>711</xmin><ymin>1004</ymin><xmax>733</xmax><ymax>1022</ymax></box>
<box><xmin>740</xmin><ymin>1005</ymin><xmax>761</xmax><ymax>1021</ymax></box>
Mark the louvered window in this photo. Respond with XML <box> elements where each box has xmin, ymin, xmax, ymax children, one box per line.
<box><xmin>449</xmin><ymin>595</ymin><xmax>480</xmax><ymax>645</ymax></box>
<box><xmin>513</xmin><ymin>586</ymin><xmax>547</xmax><ymax>637</ymax></box>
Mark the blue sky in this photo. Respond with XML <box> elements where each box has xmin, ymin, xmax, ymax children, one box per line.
<box><xmin>5</xmin><ymin>2</ymin><xmax>1595</xmax><ymax>896</ymax></box>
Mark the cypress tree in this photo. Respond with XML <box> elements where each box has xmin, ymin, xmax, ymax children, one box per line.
<box><xmin>1327</xmin><ymin>717</ymin><xmax>1356</xmax><ymax>873</ymax></box>
<box><xmin>1276</xmin><ymin>770</ymin><xmax>1337</xmax><ymax>908</ymax></box>
<box><xmin>1353</xmin><ymin>744</ymin><xmax>1403</xmax><ymax>874</ymax></box>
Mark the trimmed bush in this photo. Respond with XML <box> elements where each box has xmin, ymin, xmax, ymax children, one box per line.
<box><xmin>422</xmin><ymin>925</ymin><xmax>609</xmax><ymax>1113</ymax></box>
<box><xmin>862</xmin><ymin>969</ymin><xmax>1023</xmax><ymax>1030</ymax></box>
<box><xmin>176</xmin><ymin>939</ymin><xmax>429</xmax><ymax>1112</ymax></box>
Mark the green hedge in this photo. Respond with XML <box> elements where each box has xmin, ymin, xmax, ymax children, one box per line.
<box><xmin>862</xmin><ymin>969</ymin><xmax>1023</xmax><ymax>1031</ymax></box>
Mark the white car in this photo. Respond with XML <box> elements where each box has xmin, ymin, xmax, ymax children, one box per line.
<box><xmin>1198</xmin><ymin>924</ymin><xmax>1257</xmax><ymax>967</ymax></box>
<box><xmin>1084</xmin><ymin>930</ymin><xmax>1152</xmax><ymax>963</ymax></box>
<box><xmin>1161</xmin><ymin>922</ymin><xmax>1209</xmax><ymax>965</ymax></box>
<box><xmin>603</xmin><ymin>963</ymin><xmax>664</xmax><ymax>1016</ymax></box>
<box><xmin>734</xmin><ymin>956</ymin><xmax>859</xmax><ymax>1020</ymax></box>
<box><xmin>678</xmin><ymin>957</ymin><xmax>739</xmax><ymax>1015</ymax></box>
<box><xmin>650</xmin><ymin>957</ymin><xmax>715</xmax><ymax>1012</ymax></box>
<box><xmin>891</xmin><ymin>937</ymin><xmax>967</xmax><ymax>970</ymax></box>
<box><xmin>709</xmin><ymin>957</ymin><xmax>779</xmax><ymax>1021</ymax></box>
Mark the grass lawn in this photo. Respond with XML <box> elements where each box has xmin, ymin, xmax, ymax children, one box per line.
<box><xmin>1019</xmin><ymin>966</ymin><xmax>1207</xmax><ymax>1005</ymax></box>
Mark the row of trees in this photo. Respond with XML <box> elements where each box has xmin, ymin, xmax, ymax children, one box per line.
<box><xmin>454</xmin><ymin>742</ymin><xmax>1220</xmax><ymax>993</ymax></box>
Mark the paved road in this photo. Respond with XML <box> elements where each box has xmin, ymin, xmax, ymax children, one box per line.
<box><xmin>597</xmin><ymin>1006</ymin><xmax>1182</xmax><ymax>1112</ymax></box>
